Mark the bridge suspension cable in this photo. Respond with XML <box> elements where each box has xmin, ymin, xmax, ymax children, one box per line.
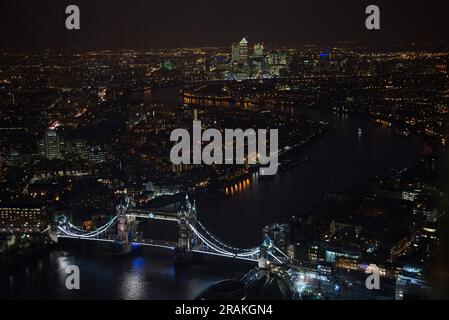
<box><xmin>273</xmin><ymin>245</ymin><xmax>289</xmax><ymax>259</ymax></box>
<box><xmin>196</xmin><ymin>221</ymin><xmax>259</xmax><ymax>253</ymax></box>
<box><xmin>58</xmin><ymin>216</ymin><xmax>117</xmax><ymax>238</ymax></box>
<box><xmin>67</xmin><ymin>221</ymin><xmax>87</xmax><ymax>232</ymax></box>
<box><xmin>41</xmin><ymin>226</ymin><xmax>51</xmax><ymax>234</ymax></box>
<box><xmin>268</xmin><ymin>251</ymin><xmax>283</xmax><ymax>264</ymax></box>
<box><xmin>191</xmin><ymin>223</ymin><xmax>288</xmax><ymax>262</ymax></box>
<box><xmin>189</xmin><ymin>224</ymin><xmax>260</xmax><ymax>258</ymax></box>
<box><xmin>51</xmin><ymin>210</ymin><xmax>288</xmax><ymax>265</ymax></box>
<box><xmin>190</xmin><ymin>224</ymin><xmax>243</xmax><ymax>256</ymax></box>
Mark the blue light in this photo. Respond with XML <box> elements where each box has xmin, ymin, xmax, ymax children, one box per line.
<box><xmin>132</xmin><ymin>257</ymin><xmax>144</xmax><ymax>269</ymax></box>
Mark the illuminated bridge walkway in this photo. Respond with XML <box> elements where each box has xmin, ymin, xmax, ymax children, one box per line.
<box><xmin>43</xmin><ymin>195</ymin><xmax>288</xmax><ymax>264</ymax></box>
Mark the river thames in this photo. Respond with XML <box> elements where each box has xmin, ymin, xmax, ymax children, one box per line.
<box><xmin>0</xmin><ymin>87</ymin><xmax>425</xmax><ymax>299</ymax></box>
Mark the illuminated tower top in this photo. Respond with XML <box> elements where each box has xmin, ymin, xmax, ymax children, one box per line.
<box><xmin>239</xmin><ymin>37</ymin><xmax>248</xmax><ymax>46</ymax></box>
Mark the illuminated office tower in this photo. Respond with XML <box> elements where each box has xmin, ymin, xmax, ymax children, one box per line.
<box><xmin>268</xmin><ymin>51</ymin><xmax>279</xmax><ymax>65</ymax></box>
<box><xmin>268</xmin><ymin>50</ymin><xmax>287</xmax><ymax>66</ymax></box>
<box><xmin>238</xmin><ymin>38</ymin><xmax>249</xmax><ymax>65</ymax></box>
<box><xmin>254</xmin><ymin>43</ymin><xmax>264</xmax><ymax>58</ymax></box>
<box><xmin>38</xmin><ymin>130</ymin><xmax>64</xmax><ymax>160</ymax></box>
<box><xmin>163</xmin><ymin>60</ymin><xmax>174</xmax><ymax>71</ymax></box>
<box><xmin>279</xmin><ymin>51</ymin><xmax>287</xmax><ymax>65</ymax></box>
<box><xmin>231</xmin><ymin>43</ymin><xmax>240</xmax><ymax>63</ymax></box>
<box><xmin>88</xmin><ymin>146</ymin><xmax>107</xmax><ymax>164</ymax></box>
<box><xmin>66</xmin><ymin>140</ymin><xmax>89</xmax><ymax>160</ymax></box>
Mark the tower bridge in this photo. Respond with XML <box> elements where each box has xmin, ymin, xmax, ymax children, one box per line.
<box><xmin>47</xmin><ymin>195</ymin><xmax>288</xmax><ymax>265</ymax></box>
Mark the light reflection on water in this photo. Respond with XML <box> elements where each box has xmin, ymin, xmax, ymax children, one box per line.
<box><xmin>0</xmin><ymin>89</ymin><xmax>425</xmax><ymax>299</ymax></box>
<box><xmin>198</xmin><ymin>108</ymin><xmax>423</xmax><ymax>248</ymax></box>
<box><xmin>0</xmin><ymin>247</ymin><xmax>252</xmax><ymax>300</ymax></box>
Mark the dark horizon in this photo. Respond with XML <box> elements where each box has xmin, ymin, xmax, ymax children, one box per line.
<box><xmin>1</xmin><ymin>0</ymin><xmax>449</xmax><ymax>50</ymax></box>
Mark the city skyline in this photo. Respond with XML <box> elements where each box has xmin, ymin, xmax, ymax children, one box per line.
<box><xmin>1</xmin><ymin>2</ymin><xmax>449</xmax><ymax>303</ymax></box>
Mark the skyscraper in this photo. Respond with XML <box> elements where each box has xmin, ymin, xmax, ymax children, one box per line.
<box><xmin>254</xmin><ymin>43</ymin><xmax>264</xmax><ymax>58</ymax></box>
<box><xmin>238</xmin><ymin>38</ymin><xmax>249</xmax><ymax>65</ymax></box>
<box><xmin>231</xmin><ymin>43</ymin><xmax>240</xmax><ymax>63</ymax></box>
<box><xmin>38</xmin><ymin>130</ymin><xmax>64</xmax><ymax>160</ymax></box>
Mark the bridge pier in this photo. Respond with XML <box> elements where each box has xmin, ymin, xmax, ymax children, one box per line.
<box><xmin>117</xmin><ymin>204</ymin><xmax>129</xmax><ymax>243</ymax></box>
<box><xmin>49</xmin><ymin>226</ymin><xmax>59</xmax><ymax>243</ymax></box>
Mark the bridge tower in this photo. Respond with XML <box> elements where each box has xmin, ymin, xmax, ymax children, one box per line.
<box><xmin>116</xmin><ymin>194</ymin><xmax>138</xmax><ymax>243</ymax></box>
<box><xmin>49</xmin><ymin>225</ymin><xmax>59</xmax><ymax>243</ymax></box>
<box><xmin>258</xmin><ymin>231</ymin><xmax>273</xmax><ymax>268</ymax></box>
<box><xmin>174</xmin><ymin>195</ymin><xmax>197</xmax><ymax>264</ymax></box>
<box><xmin>178</xmin><ymin>194</ymin><xmax>197</xmax><ymax>250</ymax></box>
<box><xmin>116</xmin><ymin>204</ymin><xmax>129</xmax><ymax>242</ymax></box>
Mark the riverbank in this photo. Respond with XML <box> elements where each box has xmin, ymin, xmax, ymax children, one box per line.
<box><xmin>0</xmin><ymin>234</ymin><xmax>53</xmax><ymax>268</ymax></box>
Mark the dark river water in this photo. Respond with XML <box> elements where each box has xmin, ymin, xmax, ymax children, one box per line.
<box><xmin>0</xmin><ymin>87</ymin><xmax>425</xmax><ymax>299</ymax></box>
<box><xmin>198</xmin><ymin>108</ymin><xmax>425</xmax><ymax>247</ymax></box>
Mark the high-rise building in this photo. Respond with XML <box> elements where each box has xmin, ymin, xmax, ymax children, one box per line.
<box><xmin>229</xmin><ymin>38</ymin><xmax>288</xmax><ymax>78</ymax></box>
<box><xmin>238</xmin><ymin>38</ymin><xmax>249</xmax><ymax>65</ymax></box>
<box><xmin>38</xmin><ymin>130</ymin><xmax>64</xmax><ymax>160</ymax></box>
<box><xmin>66</xmin><ymin>140</ymin><xmax>89</xmax><ymax>160</ymax></box>
<box><xmin>163</xmin><ymin>60</ymin><xmax>174</xmax><ymax>71</ymax></box>
<box><xmin>231</xmin><ymin>43</ymin><xmax>240</xmax><ymax>63</ymax></box>
<box><xmin>268</xmin><ymin>50</ymin><xmax>288</xmax><ymax>66</ymax></box>
<box><xmin>254</xmin><ymin>43</ymin><xmax>264</xmax><ymax>58</ymax></box>
<box><xmin>88</xmin><ymin>146</ymin><xmax>107</xmax><ymax>164</ymax></box>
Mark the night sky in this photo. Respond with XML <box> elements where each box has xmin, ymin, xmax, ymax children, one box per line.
<box><xmin>1</xmin><ymin>0</ymin><xmax>449</xmax><ymax>49</ymax></box>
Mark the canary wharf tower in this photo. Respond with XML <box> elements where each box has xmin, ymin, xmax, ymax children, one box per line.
<box><xmin>238</xmin><ymin>37</ymin><xmax>249</xmax><ymax>65</ymax></box>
